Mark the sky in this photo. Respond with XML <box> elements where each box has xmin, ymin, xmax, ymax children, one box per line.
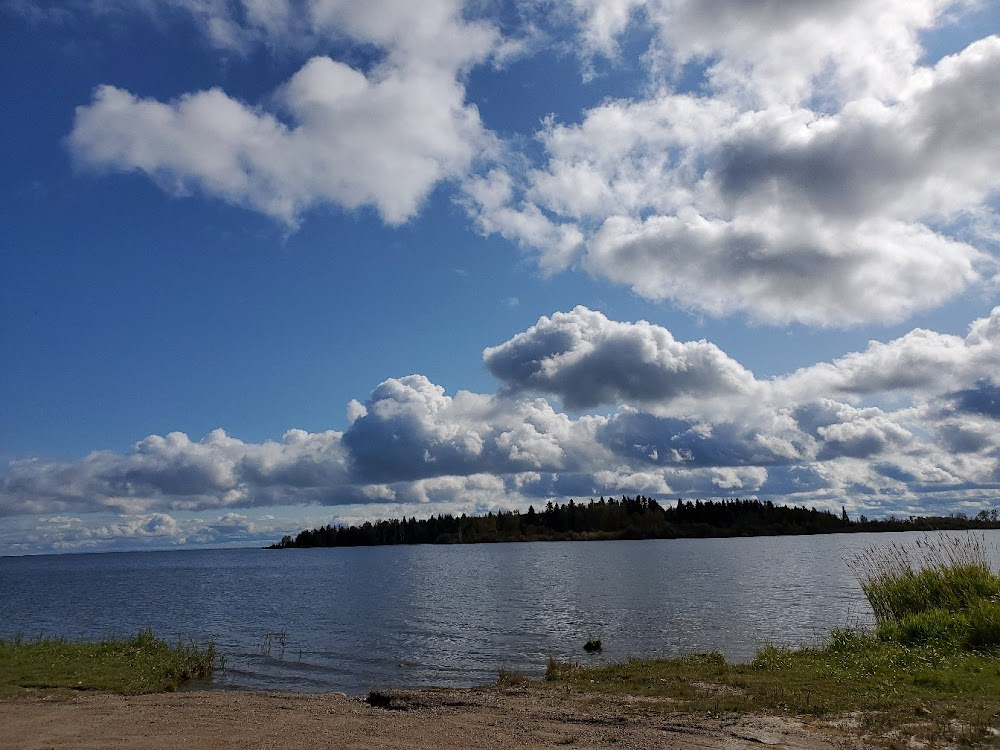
<box><xmin>2</xmin><ymin>0</ymin><xmax>1000</xmax><ymax>556</ymax></box>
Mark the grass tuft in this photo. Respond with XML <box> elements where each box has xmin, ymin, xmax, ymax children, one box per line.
<box><xmin>546</xmin><ymin>656</ymin><xmax>579</xmax><ymax>681</ymax></box>
<box><xmin>496</xmin><ymin>667</ymin><xmax>529</xmax><ymax>688</ymax></box>
<box><xmin>0</xmin><ymin>628</ymin><xmax>216</xmax><ymax>698</ymax></box>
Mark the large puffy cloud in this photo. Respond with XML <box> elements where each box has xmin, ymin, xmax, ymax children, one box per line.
<box><xmin>70</xmin><ymin>61</ymin><xmax>484</xmax><ymax>226</ymax></box>
<box><xmin>794</xmin><ymin>401</ymin><xmax>914</xmax><ymax>461</ymax></box>
<box><xmin>778</xmin><ymin>307</ymin><xmax>1000</xmax><ymax>401</ymax></box>
<box><xmin>484</xmin><ymin>306</ymin><xmax>757</xmax><ymax>409</ymax></box>
<box><xmin>342</xmin><ymin>374</ymin><xmax>611</xmax><ymax>481</ymax></box>
<box><xmin>713</xmin><ymin>37</ymin><xmax>1000</xmax><ymax>222</ymax></box>
<box><xmin>466</xmin><ymin>7</ymin><xmax>999</xmax><ymax>325</ymax></box>
<box><xmin>68</xmin><ymin>0</ymin><xmax>497</xmax><ymax>225</ymax></box>
<box><xmin>586</xmin><ymin>215</ymin><xmax>981</xmax><ymax>325</ymax></box>
<box><xmin>480</xmin><ymin>306</ymin><xmax>1000</xmax><ymax>510</ymax></box>
<box><xmin>598</xmin><ymin>410</ymin><xmax>809</xmax><ymax>468</ymax></box>
<box><xmin>574</xmin><ymin>0</ymin><xmax>965</xmax><ymax>104</ymax></box>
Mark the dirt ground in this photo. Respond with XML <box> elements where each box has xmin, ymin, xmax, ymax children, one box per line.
<box><xmin>1</xmin><ymin>685</ymin><xmax>867</xmax><ymax>750</ymax></box>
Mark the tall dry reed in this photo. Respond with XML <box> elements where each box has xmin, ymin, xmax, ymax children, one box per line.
<box><xmin>849</xmin><ymin>533</ymin><xmax>1000</xmax><ymax>650</ymax></box>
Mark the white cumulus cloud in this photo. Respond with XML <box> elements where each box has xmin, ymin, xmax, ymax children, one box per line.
<box><xmin>466</xmin><ymin>4</ymin><xmax>999</xmax><ymax>325</ymax></box>
<box><xmin>484</xmin><ymin>306</ymin><xmax>758</xmax><ymax>409</ymax></box>
<box><xmin>67</xmin><ymin>0</ymin><xmax>497</xmax><ymax>226</ymax></box>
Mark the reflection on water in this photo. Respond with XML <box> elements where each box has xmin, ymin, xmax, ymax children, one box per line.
<box><xmin>2</xmin><ymin>531</ymin><xmax>997</xmax><ymax>694</ymax></box>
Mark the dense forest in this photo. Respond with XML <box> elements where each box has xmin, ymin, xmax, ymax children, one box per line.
<box><xmin>269</xmin><ymin>496</ymin><xmax>1000</xmax><ymax>549</ymax></box>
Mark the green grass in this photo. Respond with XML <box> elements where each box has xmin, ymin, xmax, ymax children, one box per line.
<box><xmin>876</xmin><ymin>599</ymin><xmax>1000</xmax><ymax>651</ymax></box>
<box><xmin>543</xmin><ymin>632</ymin><xmax>1000</xmax><ymax>747</ymax></box>
<box><xmin>0</xmin><ymin>629</ymin><xmax>216</xmax><ymax>698</ymax></box>
<box><xmin>850</xmin><ymin>534</ymin><xmax>1000</xmax><ymax>625</ymax></box>
<box><xmin>540</xmin><ymin>534</ymin><xmax>1000</xmax><ymax>747</ymax></box>
<box><xmin>850</xmin><ymin>534</ymin><xmax>1000</xmax><ymax>653</ymax></box>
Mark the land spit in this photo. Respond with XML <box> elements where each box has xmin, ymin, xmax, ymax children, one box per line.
<box><xmin>1</xmin><ymin>684</ymin><xmax>864</xmax><ymax>749</ymax></box>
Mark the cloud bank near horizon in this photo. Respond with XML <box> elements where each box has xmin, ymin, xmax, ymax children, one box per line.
<box><xmin>6</xmin><ymin>306</ymin><xmax>1000</xmax><ymax>553</ymax></box>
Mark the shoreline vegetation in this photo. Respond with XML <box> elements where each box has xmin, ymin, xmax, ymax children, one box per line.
<box><xmin>268</xmin><ymin>495</ymin><xmax>1000</xmax><ymax>549</ymax></box>
<box><xmin>541</xmin><ymin>533</ymin><xmax>1000</xmax><ymax>748</ymax></box>
<box><xmin>0</xmin><ymin>629</ymin><xmax>215</xmax><ymax>698</ymax></box>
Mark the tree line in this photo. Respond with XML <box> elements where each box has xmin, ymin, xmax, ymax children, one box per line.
<box><xmin>268</xmin><ymin>496</ymin><xmax>1000</xmax><ymax>549</ymax></box>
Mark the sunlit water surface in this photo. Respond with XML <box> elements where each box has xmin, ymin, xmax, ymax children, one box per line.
<box><xmin>3</xmin><ymin>531</ymin><xmax>998</xmax><ymax>694</ymax></box>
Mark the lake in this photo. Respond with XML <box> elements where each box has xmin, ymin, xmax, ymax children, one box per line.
<box><xmin>2</xmin><ymin>531</ymin><xmax>997</xmax><ymax>695</ymax></box>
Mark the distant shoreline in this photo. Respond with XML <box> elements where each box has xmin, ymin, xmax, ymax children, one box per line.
<box><xmin>269</xmin><ymin>495</ymin><xmax>1000</xmax><ymax>549</ymax></box>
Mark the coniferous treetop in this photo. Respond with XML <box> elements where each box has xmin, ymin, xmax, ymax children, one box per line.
<box><xmin>268</xmin><ymin>497</ymin><xmax>1000</xmax><ymax>549</ymax></box>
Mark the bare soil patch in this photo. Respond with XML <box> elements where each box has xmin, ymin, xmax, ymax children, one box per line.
<box><xmin>1</xmin><ymin>685</ymin><xmax>864</xmax><ymax>749</ymax></box>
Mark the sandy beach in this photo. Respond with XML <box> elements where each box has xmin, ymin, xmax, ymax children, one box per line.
<box><xmin>1</xmin><ymin>685</ymin><xmax>862</xmax><ymax>749</ymax></box>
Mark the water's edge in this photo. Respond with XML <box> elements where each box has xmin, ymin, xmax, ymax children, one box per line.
<box><xmin>3</xmin><ymin>531</ymin><xmax>997</xmax><ymax>695</ymax></box>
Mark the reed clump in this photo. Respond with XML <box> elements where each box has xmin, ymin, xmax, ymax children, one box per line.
<box><xmin>849</xmin><ymin>534</ymin><xmax>1000</xmax><ymax>651</ymax></box>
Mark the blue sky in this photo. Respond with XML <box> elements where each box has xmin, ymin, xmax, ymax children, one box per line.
<box><xmin>2</xmin><ymin>0</ymin><xmax>999</xmax><ymax>555</ymax></box>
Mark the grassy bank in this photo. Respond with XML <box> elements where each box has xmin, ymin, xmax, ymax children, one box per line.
<box><xmin>0</xmin><ymin>629</ymin><xmax>215</xmax><ymax>698</ymax></box>
<box><xmin>543</xmin><ymin>534</ymin><xmax>1000</xmax><ymax>748</ymax></box>
<box><xmin>544</xmin><ymin>633</ymin><xmax>1000</xmax><ymax>747</ymax></box>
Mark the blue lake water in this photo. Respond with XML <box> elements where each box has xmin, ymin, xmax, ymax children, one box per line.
<box><xmin>2</xmin><ymin>531</ymin><xmax>998</xmax><ymax>695</ymax></box>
